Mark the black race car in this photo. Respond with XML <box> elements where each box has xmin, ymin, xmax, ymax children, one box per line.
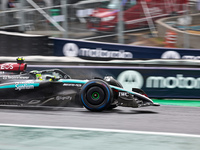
<box><xmin>0</xmin><ymin>58</ymin><xmax>159</xmax><ymax>111</ymax></box>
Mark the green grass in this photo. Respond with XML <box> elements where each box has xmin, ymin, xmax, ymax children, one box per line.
<box><xmin>152</xmin><ymin>99</ymin><xmax>200</xmax><ymax>107</ymax></box>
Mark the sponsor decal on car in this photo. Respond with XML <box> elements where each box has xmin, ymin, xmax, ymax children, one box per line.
<box><xmin>3</xmin><ymin>75</ymin><xmax>29</xmax><ymax>80</ymax></box>
<box><xmin>56</xmin><ymin>96</ymin><xmax>72</xmax><ymax>101</ymax></box>
<box><xmin>119</xmin><ymin>92</ymin><xmax>129</xmax><ymax>97</ymax></box>
<box><xmin>15</xmin><ymin>81</ymin><xmax>39</xmax><ymax>91</ymax></box>
<box><xmin>0</xmin><ymin>64</ymin><xmax>13</xmax><ymax>70</ymax></box>
<box><xmin>63</xmin><ymin>83</ymin><xmax>82</xmax><ymax>87</ymax></box>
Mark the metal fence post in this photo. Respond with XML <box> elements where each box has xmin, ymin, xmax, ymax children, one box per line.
<box><xmin>26</xmin><ymin>0</ymin><xmax>65</xmax><ymax>32</ymax></box>
<box><xmin>118</xmin><ymin>0</ymin><xmax>124</xmax><ymax>44</ymax></box>
<box><xmin>183</xmin><ymin>3</ymin><xmax>190</xmax><ymax>48</ymax></box>
<box><xmin>19</xmin><ymin>0</ymin><xmax>25</xmax><ymax>32</ymax></box>
<box><xmin>61</xmin><ymin>0</ymin><xmax>68</xmax><ymax>38</ymax></box>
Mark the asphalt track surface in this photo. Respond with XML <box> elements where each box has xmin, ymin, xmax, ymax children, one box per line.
<box><xmin>0</xmin><ymin>105</ymin><xmax>199</xmax><ymax>135</ymax></box>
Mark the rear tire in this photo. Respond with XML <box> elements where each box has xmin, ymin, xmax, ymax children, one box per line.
<box><xmin>80</xmin><ymin>80</ymin><xmax>113</xmax><ymax>112</ymax></box>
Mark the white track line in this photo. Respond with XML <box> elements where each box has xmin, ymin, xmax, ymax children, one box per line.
<box><xmin>0</xmin><ymin>124</ymin><xmax>200</xmax><ymax>138</ymax></box>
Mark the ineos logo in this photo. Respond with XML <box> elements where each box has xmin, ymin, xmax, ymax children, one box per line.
<box><xmin>117</xmin><ymin>70</ymin><xmax>144</xmax><ymax>91</ymax></box>
<box><xmin>63</xmin><ymin>43</ymin><xmax>79</xmax><ymax>57</ymax></box>
<box><xmin>161</xmin><ymin>51</ymin><xmax>181</xmax><ymax>59</ymax></box>
<box><xmin>0</xmin><ymin>64</ymin><xmax>13</xmax><ymax>70</ymax></box>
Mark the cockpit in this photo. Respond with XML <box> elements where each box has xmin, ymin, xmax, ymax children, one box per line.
<box><xmin>29</xmin><ymin>69</ymin><xmax>71</xmax><ymax>81</ymax></box>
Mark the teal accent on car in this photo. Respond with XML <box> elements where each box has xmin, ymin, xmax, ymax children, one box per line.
<box><xmin>59</xmin><ymin>79</ymin><xmax>88</xmax><ymax>84</ymax></box>
<box><xmin>0</xmin><ymin>85</ymin><xmax>16</xmax><ymax>89</ymax></box>
<box><xmin>0</xmin><ymin>83</ymin><xmax>40</xmax><ymax>89</ymax></box>
<box><xmin>110</xmin><ymin>85</ymin><xmax>133</xmax><ymax>93</ymax></box>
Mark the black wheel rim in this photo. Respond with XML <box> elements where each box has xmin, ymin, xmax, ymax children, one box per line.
<box><xmin>86</xmin><ymin>86</ymin><xmax>105</xmax><ymax>105</ymax></box>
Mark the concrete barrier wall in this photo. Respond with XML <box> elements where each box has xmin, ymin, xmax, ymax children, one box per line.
<box><xmin>0</xmin><ymin>31</ymin><xmax>52</xmax><ymax>56</ymax></box>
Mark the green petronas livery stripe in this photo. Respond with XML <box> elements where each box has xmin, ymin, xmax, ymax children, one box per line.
<box><xmin>0</xmin><ymin>83</ymin><xmax>40</xmax><ymax>89</ymax></box>
<box><xmin>59</xmin><ymin>79</ymin><xmax>88</xmax><ymax>84</ymax></box>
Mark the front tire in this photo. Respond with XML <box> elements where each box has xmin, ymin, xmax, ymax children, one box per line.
<box><xmin>80</xmin><ymin>80</ymin><xmax>113</xmax><ymax>112</ymax></box>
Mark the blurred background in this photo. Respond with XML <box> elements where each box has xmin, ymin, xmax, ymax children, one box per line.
<box><xmin>0</xmin><ymin>0</ymin><xmax>199</xmax><ymax>49</ymax></box>
<box><xmin>0</xmin><ymin>2</ymin><xmax>200</xmax><ymax>149</ymax></box>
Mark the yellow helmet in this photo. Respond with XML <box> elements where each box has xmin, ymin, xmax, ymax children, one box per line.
<box><xmin>36</xmin><ymin>74</ymin><xmax>42</xmax><ymax>78</ymax></box>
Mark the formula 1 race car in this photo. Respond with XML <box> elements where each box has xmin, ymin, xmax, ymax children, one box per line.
<box><xmin>0</xmin><ymin>58</ymin><xmax>159</xmax><ymax>111</ymax></box>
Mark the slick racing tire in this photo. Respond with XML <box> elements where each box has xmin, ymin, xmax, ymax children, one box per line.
<box><xmin>80</xmin><ymin>79</ymin><xmax>113</xmax><ymax>112</ymax></box>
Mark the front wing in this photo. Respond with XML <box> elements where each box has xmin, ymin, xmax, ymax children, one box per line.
<box><xmin>110</xmin><ymin>85</ymin><xmax>159</xmax><ymax>108</ymax></box>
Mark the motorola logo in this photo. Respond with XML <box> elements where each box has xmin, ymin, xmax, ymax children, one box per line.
<box><xmin>63</xmin><ymin>43</ymin><xmax>79</xmax><ymax>57</ymax></box>
<box><xmin>146</xmin><ymin>74</ymin><xmax>200</xmax><ymax>89</ymax></box>
<box><xmin>161</xmin><ymin>51</ymin><xmax>181</xmax><ymax>59</ymax></box>
<box><xmin>117</xmin><ymin>70</ymin><xmax>144</xmax><ymax>91</ymax></box>
<box><xmin>62</xmin><ymin>43</ymin><xmax>133</xmax><ymax>59</ymax></box>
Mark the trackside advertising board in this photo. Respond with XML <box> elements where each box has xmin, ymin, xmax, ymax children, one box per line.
<box><xmin>29</xmin><ymin>65</ymin><xmax>200</xmax><ymax>99</ymax></box>
<box><xmin>52</xmin><ymin>38</ymin><xmax>200</xmax><ymax>60</ymax></box>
